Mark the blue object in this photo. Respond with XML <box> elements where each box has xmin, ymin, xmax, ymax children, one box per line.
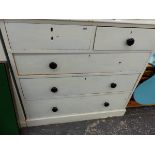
<box><xmin>133</xmin><ymin>53</ymin><xmax>155</xmax><ymax>105</ymax></box>
<box><xmin>149</xmin><ymin>52</ymin><xmax>155</xmax><ymax>67</ymax></box>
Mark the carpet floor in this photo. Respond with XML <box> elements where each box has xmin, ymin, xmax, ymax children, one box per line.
<box><xmin>21</xmin><ymin>106</ymin><xmax>155</xmax><ymax>135</ymax></box>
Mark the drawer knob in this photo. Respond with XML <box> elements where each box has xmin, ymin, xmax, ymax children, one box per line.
<box><xmin>126</xmin><ymin>38</ymin><xmax>135</xmax><ymax>46</ymax></box>
<box><xmin>49</xmin><ymin>62</ymin><xmax>57</xmax><ymax>69</ymax></box>
<box><xmin>52</xmin><ymin>107</ymin><xmax>58</xmax><ymax>112</ymax></box>
<box><xmin>110</xmin><ymin>83</ymin><xmax>117</xmax><ymax>88</ymax></box>
<box><xmin>104</xmin><ymin>102</ymin><xmax>110</xmax><ymax>107</ymax></box>
<box><xmin>51</xmin><ymin>87</ymin><xmax>58</xmax><ymax>93</ymax></box>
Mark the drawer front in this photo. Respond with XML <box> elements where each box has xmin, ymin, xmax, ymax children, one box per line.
<box><xmin>94</xmin><ymin>27</ymin><xmax>155</xmax><ymax>51</ymax></box>
<box><xmin>5</xmin><ymin>23</ymin><xmax>95</xmax><ymax>50</ymax></box>
<box><xmin>20</xmin><ymin>74</ymin><xmax>139</xmax><ymax>100</ymax></box>
<box><xmin>14</xmin><ymin>53</ymin><xmax>149</xmax><ymax>75</ymax></box>
<box><xmin>24</xmin><ymin>93</ymin><xmax>130</xmax><ymax>119</ymax></box>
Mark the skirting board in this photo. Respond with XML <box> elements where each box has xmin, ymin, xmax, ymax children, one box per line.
<box><xmin>26</xmin><ymin>109</ymin><xmax>126</xmax><ymax>127</ymax></box>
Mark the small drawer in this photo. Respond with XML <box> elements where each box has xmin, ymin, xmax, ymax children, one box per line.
<box><xmin>24</xmin><ymin>92</ymin><xmax>130</xmax><ymax>119</ymax></box>
<box><xmin>94</xmin><ymin>27</ymin><xmax>155</xmax><ymax>51</ymax></box>
<box><xmin>20</xmin><ymin>74</ymin><xmax>139</xmax><ymax>100</ymax></box>
<box><xmin>14</xmin><ymin>53</ymin><xmax>150</xmax><ymax>75</ymax></box>
<box><xmin>5</xmin><ymin>23</ymin><xmax>95</xmax><ymax>50</ymax></box>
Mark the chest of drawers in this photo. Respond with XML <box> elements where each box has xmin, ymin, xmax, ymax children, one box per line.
<box><xmin>2</xmin><ymin>20</ymin><xmax>155</xmax><ymax>126</ymax></box>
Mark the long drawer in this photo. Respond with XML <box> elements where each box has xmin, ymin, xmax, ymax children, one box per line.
<box><xmin>14</xmin><ymin>53</ymin><xmax>150</xmax><ymax>75</ymax></box>
<box><xmin>5</xmin><ymin>23</ymin><xmax>95</xmax><ymax>50</ymax></box>
<box><xmin>94</xmin><ymin>27</ymin><xmax>155</xmax><ymax>51</ymax></box>
<box><xmin>20</xmin><ymin>74</ymin><xmax>139</xmax><ymax>100</ymax></box>
<box><xmin>24</xmin><ymin>92</ymin><xmax>130</xmax><ymax>119</ymax></box>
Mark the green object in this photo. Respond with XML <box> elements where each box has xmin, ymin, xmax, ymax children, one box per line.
<box><xmin>0</xmin><ymin>63</ymin><xmax>19</xmax><ymax>134</ymax></box>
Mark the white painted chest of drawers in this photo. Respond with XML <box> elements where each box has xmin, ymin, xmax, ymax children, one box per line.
<box><xmin>1</xmin><ymin>20</ymin><xmax>155</xmax><ymax>126</ymax></box>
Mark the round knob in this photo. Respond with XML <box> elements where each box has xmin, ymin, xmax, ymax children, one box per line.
<box><xmin>51</xmin><ymin>87</ymin><xmax>58</xmax><ymax>93</ymax></box>
<box><xmin>126</xmin><ymin>38</ymin><xmax>135</xmax><ymax>46</ymax></box>
<box><xmin>52</xmin><ymin>107</ymin><xmax>58</xmax><ymax>112</ymax></box>
<box><xmin>49</xmin><ymin>62</ymin><xmax>57</xmax><ymax>69</ymax></box>
<box><xmin>104</xmin><ymin>102</ymin><xmax>110</xmax><ymax>107</ymax></box>
<box><xmin>110</xmin><ymin>83</ymin><xmax>117</xmax><ymax>88</ymax></box>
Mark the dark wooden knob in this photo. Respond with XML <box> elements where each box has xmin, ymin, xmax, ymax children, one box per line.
<box><xmin>51</xmin><ymin>87</ymin><xmax>58</xmax><ymax>93</ymax></box>
<box><xmin>49</xmin><ymin>62</ymin><xmax>57</xmax><ymax>69</ymax></box>
<box><xmin>111</xmin><ymin>83</ymin><xmax>117</xmax><ymax>88</ymax></box>
<box><xmin>104</xmin><ymin>102</ymin><xmax>110</xmax><ymax>107</ymax></box>
<box><xmin>126</xmin><ymin>38</ymin><xmax>135</xmax><ymax>46</ymax></box>
<box><xmin>52</xmin><ymin>107</ymin><xmax>58</xmax><ymax>112</ymax></box>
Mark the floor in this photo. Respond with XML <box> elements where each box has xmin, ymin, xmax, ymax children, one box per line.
<box><xmin>21</xmin><ymin>107</ymin><xmax>155</xmax><ymax>135</ymax></box>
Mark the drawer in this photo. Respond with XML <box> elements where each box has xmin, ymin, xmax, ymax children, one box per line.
<box><xmin>14</xmin><ymin>53</ymin><xmax>150</xmax><ymax>75</ymax></box>
<box><xmin>94</xmin><ymin>27</ymin><xmax>155</xmax><ymax>51</ymax></box>
<box><xmin>20</xmin><ymin>74</ymin><xmax>139</xmax><ymax>100</ymax></box>
<box><xmin>5</xmin><ymin>23</ymin><xmax>95</xmax><ymax>50</ymax></box>
<box><xmin>24</xmin><ymin>92</ymin><xmax>130</xmax><ymax>119</ymax></box>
